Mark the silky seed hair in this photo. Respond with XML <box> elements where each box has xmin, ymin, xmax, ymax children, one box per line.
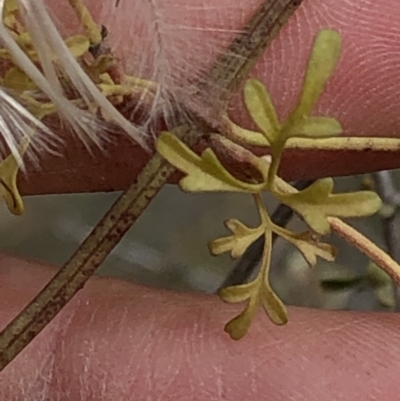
<box><xmin>98</xmin><ymin>0</ymin><xmax>246</xmax><ymax>129</ymax></box>
<box><xmin>0</xmin><ymin>0</ymin><xmax>252</xmax><ymax>165</ymax></box>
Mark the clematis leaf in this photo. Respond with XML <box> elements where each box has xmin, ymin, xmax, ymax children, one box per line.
<box><xmin>224</xmin><ymin>115</ymin><xmax>269</xmax><ymax>147</ymax></box>
<box><xmin>209</xmin><ymin>218</ymin><xmax>264</xmax><ymax>258</ymax></box>
<box><xmin>244</xmin><ymin>79</ymin><xmax>280</xmax><ymax>143</ymax></box>
<box><xmin>224</xmin><ymin>296</ymin><xmax>259</xmax><ymax>340</ymax></box>
<box><xmin>3</xmin><ymin>0</ymin><xmax>18</xmax><ymax>28</ymax></box>
<box><xmin>3</xmin><ymin>0</ymin><xmax>18</xmax><ymax>15</ymax></box>
<box><xmin>260</xmin><ymin>284</ymin><xmax>288</xmax><ymax>325</ymax></box>
<box><xmin>65</xmin><ymin>35</ymin><xmax>90</xmax><ymax>59</ymax></box>
<box><xmin>3</xmin><ymin>67</ymin><xmax>36</xmax><ymax>91</ymax></box>
<box><xmin>0</xmin><ymin>135</ymin><xmax>31</xmax><ymax>215</ymax></box>
<box><xmin>275</xmin><ymin>227</ymin><xmax>337</xmax><ymax>266</ymax></box>
<box><xmin>276</xmin><ymin>178</ymin><xmax>382</xmax><ymax>234</ymax></box>
<box><xmin>220</xmin><ymin>220</ymin><xmax>288</xmax><ymax>339</ymax></box>
<box><xmin>293</xmin><ymin>29</ymin><xmax>342</xmax><ymax>118</ymax></box>
<box><xmin>84</xmin><ymin>55</ymin><xmax>116</xmax><ymax>82</ymax></box>
<box><xmin>156</xmin><ymin>132</ymin><xmax>265</xmax><ymax>193</ymax></box>
<box><xmin>287</xmin><ymin>116</ymin><xmax>343</xmax><ymax>138</ymax></box>
<box><xmin>219</xmin><ymin>280</ymin><xmax>257</xmax><ymax>303</ymax></box>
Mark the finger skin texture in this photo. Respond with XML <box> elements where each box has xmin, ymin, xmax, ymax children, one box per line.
<box><xmin>0</xmin><ymin>254</ymin><xmax>399</xmax><ymax>400</ymax></box>
<box><xmin>18</xmin><ymin>0</ymin><xmax>400</xmax><ymax>195</ymax></box>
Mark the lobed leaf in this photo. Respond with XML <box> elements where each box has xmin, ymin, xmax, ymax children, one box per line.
<box><xmin>224</xmin><ymin>115</ymin><xmax>269</xmax><ymax>147</ymax></box>
<box><xmin>3</xmin><ymin>0</ymin><xmax>18</xmax><ymax>28</ymax></box>
<box><xmin>220</xmin><ymin>221</ymin><xmax>288</xmax><ymax>339</ymax></box>
<box><xmin>156</xmin><ymin>132</ymin><xmax>265</xmax><ymax>193</ymax></box>
<box><xmin>244</xmin><ymin>79</ymin><xmax>280</xmax><ymax>143</ymax></box>
<box><xmin>209</xmin><ymin>218</ymin><xmax>264</xmax><ymax>258</ymax></box>
<box><xmin>219</xmin><ymin>280</ymin><xmax>257</xmax><ymax>303</ymax></box>
<box><xmin>275</xmin><ymin>227</ymin><xmax>337</xmax><ymax>266</ymax></box>
<box><xmin>224</xmin><ymin>297</ymin><xmax>259</xmax><ymax>340</ymax></box>
<box><xmin>287</xmin><ymin>116</ymin><xmax>343</xmax><ymax>138</ymax></box>
<box><xmin>0</xmin><ymin>135</ymin><xmax>30</xmax><ymax>215</ymax></box>
<box><xmin>276</xmin><ymin>178</ymin><xmax>382</xmax><ymax>234</ymax></box>
<box><xmin>294</xmin><ymin>29</ymin><xmax>342</xmax><ymax>118</ymax></box>
<box><xmin>260</xmin><ymin>284</ymin><xmax>288</xmax><ymax>325</ymax></box>
<box><xmin>3</xmin><ymin>67</ymin><xmax>36</xmax><ymax>91</ymax></box>
<box><xmin>65</xmin><ymin>35</ymin><xmax>91</xmax><ymax>59</ymax></box>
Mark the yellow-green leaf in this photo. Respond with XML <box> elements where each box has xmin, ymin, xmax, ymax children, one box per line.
<box><xmin>3</xmin><ymin>0</ymin><xmax>18</xmax><ymax>27</ymax></box>
<box><xmin>209</xmin><ymin>219</ymin><xmax>264</xmax><ymax>258</ymax></box>
<box><xmin>156</xmin><ymin>132</ymin><xmax>265</xmax><ymax>193</ymax></box>
<box><xmin>276</xmin><ymin>178</ymin><xmax>333</xmax><ymax>233</ymax></box>
<box><xmin>0</xmin><ymin>136</ymin><xmax>30</xmax><ymax>215</ymax></box>
<box><xmin>293</xmin><ymin>29</ymin><xmax>342</xmax><ymax>119</ymax></box>
<box><xmin>224</xmin><ymin>297</ymin><xmax>259</xmax><ymax>340</ymax></box>
<box><xmin>84</xmin><ymin>55</ymin><xmax>116</xmax><ymax>82</ymax></box>
<box><xmin>244</xmin><ymin>79</ymin><xmax>280</xmax><ymax>143</ymax></box>
<box><xmin>4</xmin><ymin>67</ymin><xmax>36</xmax><ymax>92</ymax></box>
<box><xmin>287</xmin><ymin>116</ymin><xmax>343</xmax><ymax>138</ymax></box>
<box><xmin>260</xmin><ymin>284</ymin><xmax>288</xmax><ymax>325</ymax></box>
<box><xmin>275</xmin><ymin>228</ymin><xmax>337</xmax><ymax>266</ymax></box>
<box><xmin>3</xmin><ymin>0</ymin><xmax>18</xmax><ymax>15</ymax></box>
<box><xmin>319</xmin><ymin>191</ymin><xmax>382</xmax><ymax>218</ymax></box>
<box><xmin>224</xmin><ymin>115</ymin><xmax>269</xmax><ymax>147</ymax></box>
<box><xmin>219</xmin><ymin>281</ymin><xmax>257</xmax><ymax>303</ymax></box>
<box><xmin>65</xmin><ymin>35</ymin><xmax>90</xmax><ymax>59</ymax></box>
<box><xmin>276</xmin><ymin>178</ymin><xmax>382</xmax><ymax>234</ymax></box>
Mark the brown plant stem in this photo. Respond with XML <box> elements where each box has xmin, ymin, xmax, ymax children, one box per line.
<box><xmin>0</xmin><ymin>0</ymin><xmax>304</xmax><ymax>370</ymax></box>
<box><xmin>372</xmin><ymin>171</ymin><xmax>400</xmax><ymax>310</ymax></box>
<box><xmin>0</xmin><ymin>148</ymin><xmax>185</xmax><ymax>371</ymax></box>
<box><xmin>329</xmin><ymin>217</ymin><xmax>400</xmax><ymax>288</ymax></box>
<box><xmin>201</xmin><ymin>0</ymin><xmax>305</xmax><ymax>97</ymax></box>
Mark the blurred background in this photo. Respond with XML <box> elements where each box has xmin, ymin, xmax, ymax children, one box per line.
<box><xmin>1</xmin><ymin>172</ymin><xmax>398</xmax><ymax>312</ymax></box>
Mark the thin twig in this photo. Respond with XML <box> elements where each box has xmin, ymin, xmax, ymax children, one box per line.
<box><xmin>329</xmin><ymin>217</ymin><xmax>400</xmax><ymax>288</ymax></box>
<box><xmin>200</xmin><ymin>0</ymin><xmax>305</xmax><ymax>96</ymax></box>
<box><xmin>373</xmin><ymin>171</ymin><xmax>400</xmax><ymax>310</ymax></box>
<box><xmin>0</xmin><ymin>0</ymin><xmax>304</xmax><ymax>370</ymax></box>
<box><xmin>0</xmin><ymin>145</ymin><xmax>189</xmax><ymax>370</ymax></box>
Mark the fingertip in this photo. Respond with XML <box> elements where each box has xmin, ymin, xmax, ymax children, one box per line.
<box><xmin>0</xmin><ymin>254</ymin><xmax>400</xmax><ymax>400</ymax></box>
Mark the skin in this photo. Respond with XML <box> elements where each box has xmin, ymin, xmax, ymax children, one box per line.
<box><xmin>1</xmin><ymin>0</ymin><xmax>400</xmax><ymax>399</ymax></box>
<box><xmin>19</xmin><ymin>0</ymin><xmax>400</xmax><ymax>194</ymax></box>
<box><xmin>1</xmin><ymin>254</ymin><xmax>400</xmax><ymax>400</ymax></box>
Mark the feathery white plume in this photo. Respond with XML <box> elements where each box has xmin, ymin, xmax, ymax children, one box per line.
<box><xmin>0</xmin><ymin>0</ymin><xmax>148</xmax><ymax>166</ymax></box>
<box><xmin>17</xmin><ymin>0</ymin><xmax>148</xmax><ymax>149</ymax></box>
<box><xmin>0</xmin><ymin>87</ymin><xmax>60</xmax><ymax>167</ymax></box>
